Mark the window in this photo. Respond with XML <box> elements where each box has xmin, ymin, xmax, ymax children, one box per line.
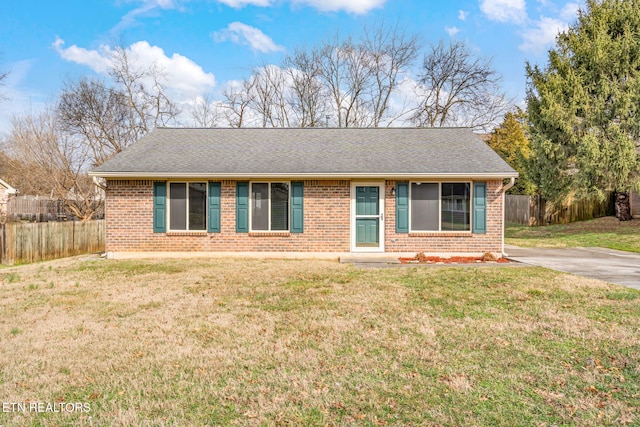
<box><xmin>411</xmin><ymin>183</ymin><xmax>439</xmax><ymax>231</ymax></box>
<box><xmin>410</xmin><ymin>182</ymin><xmax>471</xmax><ymax>232</ymax></box>
<box><xmin>251</xmin><ymin>182</ymin><xmax>289</xmax><ymax>231</ymax></box>
<box><xmin>441</xmin><ymin>183</ymin><xmax>470</xmax><ymax>231</ymax></box>
<box><xmin>169</xmin><ymin>182</ymin><xmax>206</xmax><ymax>231</ymax></box>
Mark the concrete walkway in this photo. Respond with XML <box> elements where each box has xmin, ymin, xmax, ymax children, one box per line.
<box><xmin>505</xmin><ymin>245</ymin><xmax>640</xmax><ymax>290</ymax></box>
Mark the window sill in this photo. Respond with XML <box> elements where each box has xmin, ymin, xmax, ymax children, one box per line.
<box><xmin>249</xmin><ymin>231</ymin><xmax>291</xmax><ymax>237</ymax></box>
<box><xmin>409</xmin><ymin>231</ymin><xmax>472</xmax><ymax>237</ymax></box>
<box><xmin>166</xmin><ymin>231</ymin><xmax>208</xmax><ymax>236</ymax></box>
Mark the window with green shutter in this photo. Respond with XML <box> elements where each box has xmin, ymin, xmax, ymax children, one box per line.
<box><xmin>153</xmin><ymin>182</ymin><xmax>167</xmax><ymax>233</ymax></box>
<box><xmin>208</xmin><ymin>182</ymin><xmax>221</xmax><ymax>233</ymax></box>
<box><xmin>473</xmin><ymin>182</ymin><xmax>487</xmax><ymax>234</ymax></box>
<box><xmin>405</xmin><ymin>182</ymin><xmax>473</xmax><ymax>232</ymax></box>
<box><xmin>395</xmin><ymin>182</ymin><xmax>409</xmax><ymax>233</ymax></box>
<box><xmin>249</xmin><ymin>182</ymin><xmax>293</xmax><ymax>232</ymax></box>
<box><xmin>236</xmin><ymin>182</ymin><xmax>249</xmax><ymax>233</ymax></box>
<box><xmin>168</xmin><ymin>182</ymin><xmax>206</xmax><ymax>231</ymax></box>
<box><xmin>290</xmin><ymin>181</ymin><xmax>304</xmax><ymax>233</ymax></box>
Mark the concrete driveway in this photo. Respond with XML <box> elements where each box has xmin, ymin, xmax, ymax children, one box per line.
<box><xmin>505</xmin><ymin>245</ymin><xmax>640</xmax><ymax>290</ymax></box>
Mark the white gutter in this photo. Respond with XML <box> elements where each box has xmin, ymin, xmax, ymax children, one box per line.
<box><xmin>502</xmin><ymin>176</ymin><xmax>516</xmax><ymax>192</ymax></box>
<box><xmin>89</xmin><ymin>171</ymin><xmax>519</xmax><ymax>180</ymax></box>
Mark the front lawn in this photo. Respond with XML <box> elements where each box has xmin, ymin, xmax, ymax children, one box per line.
<box><xmin>506</xmin><ymin>216</ymin><xmax>640</xmax><ymax>253</ymax></box>
<box><xmin>0</xmin><ymin>257</ymin><xmax>638</xmax><ymax>426</ymax></box>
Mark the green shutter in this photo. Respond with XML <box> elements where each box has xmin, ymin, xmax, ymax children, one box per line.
<box><xmin>236</xmin><ymin>182</ymin><xmax>249</xmax><ymax>233</ymax></box>
<box><xmin>395</xmin><ymin>182</ymin><xmax>409</xmax><ymax>233</ymax></box>
<box><xmin>473</xmin><ymin>182</ymin><xmax>487</xmax><ymax>234</ymax></box>
<box><xmin>290</xmin><ymin>181</ymin><xmax>304</xmax><ymax>233</ymax></box>
<box><xmin>153</xmin><ymin>182</ymin><xmax>167</xmax><ymax>233</ymax></box>
<box><xmin>208</xmin><ymin>182</ymin><xmax>221</xmax><ymax>233</ymax></box>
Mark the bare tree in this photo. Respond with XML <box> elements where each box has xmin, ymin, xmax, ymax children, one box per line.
<box><xmin>7</xmin><ymin>109</ymin><xmax>100</xmax><ymax>220</ymax></box>
<box><xmin>412</xmin><ymin>41</ymin><xmax>510</xmax><ymax>131</ymax></box>
<box><xmin>248</xmin><ymin>64</ymin><xmax>291</xmax><ymax>128</ymax></box>
<box><xmin>0</xmin><ymin>148</ymin><xmax>41</xmax><ymax>196</ymax></box>
<box><xmin>316</xmin><ymin>34</ymin><xmax>374</xmax><ymax>127</ymax></box>
<box><xmin>221</xmin><ymin>78</ymin><xmax>256</xmax><ymax>128</ymax></box>
<box><xmin>0</xmin><ymin>55</ymin><xmax>9</xmax><ymax>102</ymax></box>
<box><xmin>3</xmin><ymin>45</ymin><xmax>185</xmax><ymax>221</ymax></box>
<box><xmin>57</xmin><ymin>78</ymin><xmax>136</xmax><ymax>166</ymax></box>
<box><xmin>222</xmin><ymin>23</ymin><xmax>420</xmax><ymax>128</ymax></box>
<box><xmin>190</xmin><ymin>93</ymin><xmax>220</xmax><ymax>127</ymax></box>
<box><xmin>0</xmin><ymin>68</ymin><xmax>8</xmax><ymax>102</ymax></box>
<box><xmin>283</xmin><ymin>48</ymin><xmax>329</xmax><ymax>127</ymax></box>
<box><xmin>109</xmin><ymin>45</ymin><xmax>181</xmax><ymax>136</ymax></box>
<box><xmin>57</xmin><ymin>45</ymin><xmax>182</xmax><ymax>168</ymax></box>
<box><xmin>361</xmin><ymin>22</ymin><xmax>420</xmax><ymax>126</ymax></box>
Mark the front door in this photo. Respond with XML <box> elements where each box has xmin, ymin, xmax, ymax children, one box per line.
<box><xmin>352</xmin><ymin>183</ymin><xmax>385</xmax><ymax>252</ymax></box>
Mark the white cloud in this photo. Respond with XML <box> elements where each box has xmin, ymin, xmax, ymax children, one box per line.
<box><xmin>151</xmin><ymin>0</ymin><xmax>178</xmax><ymax>7</ymax></box>
<box><xmin>291</xmin><ymin>0</ymin><xmax>387</xmax><ymax>14</ymax></box>
<box><xmin>53</xmin><ymin>38</ymin><xmax>216</xmax><ymax>101</ymax></box>
<box><xmin>446</xmin><ymin>26</ymin><xmax>461</xmax><ymax>37</ymax></box>
<box><xmin>128</xmin><ymin>41</ymin><xmax>217</xmax><ymax>98</ymax></box>
<box><xmin>53</xmin><ymin>38</ymin><xmax>113</xmax><ymax>74</ymax></box>
<box><xmin>458</xmin><ymin>10</ymin><xmax>468</xmax><ymax>21</ymax></box>
<box><xmin>480</xmin><ymin>0</ymin><xmax>527</xmax><ymax>24</ymax></box>
<box><xmin>213</xmin><ymin>22</ymin><xmax>285</xmax><ymax>53</ymax></box>
<box><xmin>112</xmin><ymin>0</ymin><xmax>182</xmax><ymax>33</ymax></box>
<box><xmin>217</xmin><ymin>0</ymin><xmax>272</xmax><ymax>7</ymax></box>
<box><xmin>215</xmin><ymin>0</ymin><xmax>385</xmax><ymax>13</ymax></box>
<box><xmin>519</xmin><ymin>16</ymin><xmax>567</xmax><ymax>53</ymax></box>
<box><xmin>560</xmin><ymin>2</ymin><xmax>580</xmax><ymax>21</ymax></box>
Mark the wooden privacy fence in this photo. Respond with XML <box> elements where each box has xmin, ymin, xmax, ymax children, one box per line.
<box><xmin>0</xmin><ymin>220</ymin><xmax>105</xmax><ymax>265</ymax></box>
<box><xmin>505</xmin><ymin>194</ymin><xmax>614</xmax><ymax>226</ymax></box>
<box><xmin>6</xmin><ymin>195</ymin><xmax>105</xmax><ymax>222</ymax></box>
<box><xmin>7</xmin><ymin>195</ymin><xmax>64</xmax><ymax>222</ymax></box>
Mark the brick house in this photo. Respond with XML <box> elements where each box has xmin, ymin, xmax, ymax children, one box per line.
<box><xmin>0</xmin><ymin>178</ymin><xmax>18</xmax><ymax>220</ymax></box>
<box><xmin>90</xmin><ymin>128</ymin><xmax>518</xmax><ymax>258</ymax></box>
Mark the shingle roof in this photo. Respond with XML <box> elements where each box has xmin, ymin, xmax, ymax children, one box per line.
<box><xmin>90</xmin><ymin>127</ymin><xmax>518</xmax><ymax>178</ymax></box>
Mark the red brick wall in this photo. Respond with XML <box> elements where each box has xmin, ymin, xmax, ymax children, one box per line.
<box><xmin>105</xmin><ymin>179</ymin><xmax>504</xmax><ymax>254</ymax></box>
<box><xmin>383</xmin><ymin>180</ymin><xmax>504</xmax><ymax>254</ymax></box>
<box><xmin>106</xmin><ymin>179</ymin><xmax>351</xmax><ymax>252</ymax></box>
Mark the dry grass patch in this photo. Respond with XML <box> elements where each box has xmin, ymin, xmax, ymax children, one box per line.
<box><xmin>0</xmin><ymin>257</ymin><xmax>638</xmax><ymax>426</ymax></box>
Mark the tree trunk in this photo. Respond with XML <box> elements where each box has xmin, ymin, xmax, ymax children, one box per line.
<box><xmin>615</xmin><ymin>191</ymin><xmax>632</xmax><ymax>221</ymax></box>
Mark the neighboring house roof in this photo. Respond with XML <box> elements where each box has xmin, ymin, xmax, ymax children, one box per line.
<box><xmin>90</xmin><ymin>127</ymin><xmax>518</xmax><ymax>179</ymax></box>
<box><xmin>0</xmin><ymin>178</ymin><xmax>17</xmax><ymax>194</ymax></box>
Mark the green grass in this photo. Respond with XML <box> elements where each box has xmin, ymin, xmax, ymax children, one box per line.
<box><xmin>0</xmin><ymin>258</ymin><xmax>638</xmax><ymax>426</ymax></box>
<box><xmin>506</xmin><ymin>216</ymin><xmax>640</xmax><ymax>252</ymax></box>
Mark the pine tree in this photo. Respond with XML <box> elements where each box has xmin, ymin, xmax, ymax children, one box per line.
<box><xmin>487</xmin><ymin>109</ymin><xmax>536</xmax><ymax>195</ymax></box>
<box><xmin>526</xmin><ymin>0</ymin><xmax>640</xmax><ymax>220</ymax></box>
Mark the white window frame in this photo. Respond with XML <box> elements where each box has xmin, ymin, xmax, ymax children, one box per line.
<box><xmin>249</xmin><ymin>181</ymin><xmax>291</xmax><ymax>232</ymax></box>
<box><xmin>409</xmin><ymin>181</ymin><xmax>473</xmax><ymax>233</ymax></box>
<box><xmin>167</xmin><ymin>181</ymin><xmax>208</xmax><ymax>232</ymax></box>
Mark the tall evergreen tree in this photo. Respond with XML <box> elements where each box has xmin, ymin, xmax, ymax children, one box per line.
<box><xmin>526</xmin><ymin>0</ymin><xmax>640</xmax><ymax>220</ymax></box>
<box><xmin>487</xmin><ymin>109</ymin><xmax>536</xmax><ymax>195</ymax></box>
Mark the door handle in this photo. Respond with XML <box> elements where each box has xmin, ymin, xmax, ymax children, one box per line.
<box><xmin>380</xmin><ymin>212</ymin><xmax>384</xmax><ymax>221</ymax></box>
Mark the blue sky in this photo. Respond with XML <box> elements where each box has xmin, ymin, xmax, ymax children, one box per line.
<box><xmin>0</xmin><ymin>0</ymin><xmax>583</xmax><ymax>134</ymax></box>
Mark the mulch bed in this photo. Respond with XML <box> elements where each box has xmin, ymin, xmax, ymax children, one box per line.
<box><xmin>399</xmin><ymin>253</ymin><xmax>511</xmax><ymax>264</ymax></box>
